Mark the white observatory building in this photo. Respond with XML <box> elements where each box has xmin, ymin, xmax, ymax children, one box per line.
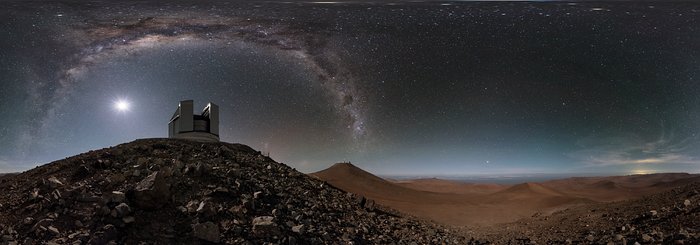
<box><xmin>168</xmin><ymin>100</ymin><xmax>220</xmax><ymax>142</ymax></box>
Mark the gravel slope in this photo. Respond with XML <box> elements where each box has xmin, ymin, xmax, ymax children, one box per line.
<box><xmin>0</xmin><ymin>139</ymin><xmax>470</xmax><ymax>244</ymax></box>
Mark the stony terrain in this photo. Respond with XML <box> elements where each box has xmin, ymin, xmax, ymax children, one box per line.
<box><xmin>2</xmin><ymin>138</ymin><xmax>699</xmax><ymax>244</ymax></box>
<box><xmin>0</xmin><ymin>139</ymin><xmax>471</xmax><ymax>244</ymax></box>
<box><xmin>467</xmin><ymin>181</ymin><xmax>700</xmax><ymax>244</ymax></box>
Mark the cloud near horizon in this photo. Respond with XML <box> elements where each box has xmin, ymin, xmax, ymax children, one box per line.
<box><xmin>569</xmin><ymin>130</ymin><xmax>700</xmax><ymax>166</ymax></box>
<box><xmin>0</xmin><ymin>159</ymin><xmax>20</xmax><ymax>173</ymax></box>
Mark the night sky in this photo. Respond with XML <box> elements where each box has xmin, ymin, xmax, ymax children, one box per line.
<box><xmin>1</xmin><ymin>1</ymin><xmax>699</xmax><ymax>176</ymax></box>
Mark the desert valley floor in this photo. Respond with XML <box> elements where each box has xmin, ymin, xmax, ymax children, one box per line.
<box><xmin>312</xmin><ymin>162</ymin><xmax>700</xmax><ymax>227</ymax></box>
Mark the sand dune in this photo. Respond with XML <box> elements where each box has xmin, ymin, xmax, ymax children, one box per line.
<box><xmin>310</xmin><ymin>163</ymin><xmax>700</xmax><ymax>226</ymax></box>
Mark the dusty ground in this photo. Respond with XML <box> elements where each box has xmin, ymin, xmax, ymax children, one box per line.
<box><xmin>467</xmin><ymin>182</ymin><xmax>700</xmax><ymax>244</ymax></box>
<box><xmin>311</xmin><ymin>162</ymin><xmax>700</xmax><ymax>243</ymax></box>
<box><xmin>392</xmin><ymin>178</ymin><xmax>508</xmax><ymax>195</ymax></box>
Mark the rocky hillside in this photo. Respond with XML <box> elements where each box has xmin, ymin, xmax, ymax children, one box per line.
<box><xmin>469</xmin><ymin>181</ymin><xmax>700</xmax><ymax>244</ymax></box>
<box><xmin>0</xmin><ymin>139</ymin><xmax>471</xmax><ymax>244</ymax></box>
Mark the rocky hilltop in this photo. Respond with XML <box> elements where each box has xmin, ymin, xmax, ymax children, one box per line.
<box><xmin>0</xmin><ymin>139</ymin><xmax>470</xmax><ymax>244</ymax></box>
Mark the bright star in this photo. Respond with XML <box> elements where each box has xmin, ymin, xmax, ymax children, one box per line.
<box><xmin>114</xmin><ymin>99</ymin><xmax>130</xmax><ymax>112</ymax></box>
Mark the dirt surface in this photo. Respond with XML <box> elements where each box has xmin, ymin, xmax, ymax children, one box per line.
<box><xmin>311</xmin><ymin>162</ymin><xmax>700</xmax><ymax>242</ymax></box>
<box><xmin>1</xmin><ymin>139</ymin><xmax>698</xmax><ymax>244</ymax></box>
<box><xmin>392</xmin><ymin>178</ymin><xmax>508</xmax><ymax>195</ymax></box>
<box><xmin>0</xmin><ymin>139</ymin><xmax>471</xmax><ymax>244</ymax></box>
<box><xmin>467</xmin><ymin>182</ymin><xmax>700</xmax><ymax>244</ymax></box>
<box><xmin>538</xmin><ymin>174</ymin><xmax>700</xmax><ymax>202</ymax></box>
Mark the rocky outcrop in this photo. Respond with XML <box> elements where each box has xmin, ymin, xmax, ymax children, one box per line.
<box><xmin>130</xmin><ymin>171</ymin><xmax>170</xmax><ymax>210</ymax></box>
<box><xmin>0</xmin><ymin>139</ymin><xmax>471</xmax><ymax>244</ymax></box>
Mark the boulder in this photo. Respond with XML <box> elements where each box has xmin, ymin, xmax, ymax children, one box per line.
<box><xmin>103</xmin><ymin>191</ymin><xmax>126</xmax><ymax>204</ymax></box>
<box><xmin>196</xmin><ymin>200</ymin><xmax>216</xmax><ymax>217</ymax></box>
<box><xmin>71</xmin><ymin>165</ymin><xmax>91</xmax><ymax>180</ymax></box>
<box><xmin>47</xmin><ymin>226</ymin><xmax>60</xmax><ymax>236</ymax></box>
<box><xmin>292</xmin><ymin>224</ymin><xmax>305</xmax><ymax>234</ymax></box>
<box><xmin>252</xmin><ymin>216</ymin><xmax>279</xmax><ymax>236</ymax></box>
<box><xmin>114</xmin><ymin>203</ymin><xmax>131</xmax><ymax>217</ymax></box>
<box><xmin>122</xmin><ymin>216</ymin><xmax>135</xmax><ymax>224</ymax></box>
<box><xmin>192</xmin><ymin>222</ymin><xmax>220</xmax><ymax>243</ymax></box>
<box><xmin>47</xmin><ymin>177</ymin><xmax>63</xmax><ymax>189</ymax></box>
<box><xmin>130</xmin><ymin>171</ymin><xmax>170</xmax><ymax>210</ymax></box>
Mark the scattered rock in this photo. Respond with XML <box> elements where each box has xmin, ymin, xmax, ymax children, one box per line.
<box><xmin>252</xmin><ymin>216</ymin><xmax>279</xmax><ymax>236</ymax></box>
<box><xmin>72</xmin><ymin>165</ymin><xmax>91</xmax><ymax>180</ymax></box>
<box><xmin>586</xmin><ymin>234</ymin><xmax>594</xmax><ymax>242</ymax></box>
<box><xmin>364</xmin><ymin>199</ymin><xmax>376</xmax><ymax>210</ymax></box>
<box><xmin>196</xmin><ymin>200</ymin><xmax>216</xmax><ymax>217</ymax></box>
<box><xmin>47</xmin><ymin>226</ymin><xmax>60</xmax><ymax>236</ymax></box>
<box><xmin>114</xmin><ymin>203</ymin><xmax>131</xmax><ymax>217</ymax></box>
<box><xmin>272</xmin><ymin>208</ymin><xmax>282</xmax><ymax>217</ymax></box>
<box><xmin>131</xmin><ymin>171</ymin><xmax>170</xmax><ymax>210</ymax></box>
<box><xmin>102</xmin><ymin>224</ymin><xmax>118</xmax><ymax>242</ymax></box>
<box><xmin>22</xmin><ymin>217</ymin><xmax>34</xmax><ymax>226</ymax></box>
<box><xmin>206</xmin><ymin>187</ymin><xmax>229</xmax><ymax>197</ymax></box>
<box><xmin>47</xmin><ymin>177</ymin><xmax>63</xmax><ymax>188</ymax></box>
<box><xmin>30</xmin><ymin>219</ymin><xmax>54</xmax><ymax>232</ymax></box>
<box><xmin>185</xmin><ymin>200</ymin><xmax>199</xmax><ymax>213</ymax></box>
<box><xmin>192</xmin><ymin>222</ymin><xmax>220</xmax><ymax>243</ymax></box>
<box><xmin>122</xmin><ymin>216</ymin><xmax>135</xmax><ymax>224</ymax></box>
<box><xmin>292</xmin><ymin>224</ymin><xmax>305</xmax><ymax>234</ymax></box>
<box><xmin>0</xmin><ymin>139</ymin><xmax>563</xmax><ymax>244</ymax></box>
<box><xmin>108</xmin><ymin>173</ymin><xmax>125</xmax><ymax>184</ymax></box>
<box><xmin>103</xmin><ymin>191</ymin><xmax>126</xmax><ymax>204</ymax></box>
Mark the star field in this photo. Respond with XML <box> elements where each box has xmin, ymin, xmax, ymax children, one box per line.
<box><xmin>0</xmin><ymin>1</ymin><xmax>699</xmax><ymax>177</ymax></box>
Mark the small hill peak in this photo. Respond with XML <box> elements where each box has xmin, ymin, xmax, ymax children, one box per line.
<box><xmin>495</xmin><ymin>182</ymin><xmax>564</xmax><ymax>196</ymax></box>
<box><xmin>330</xmin><ymin>161</ymin><xmax>358</xmax><ymax>169</ymax></box>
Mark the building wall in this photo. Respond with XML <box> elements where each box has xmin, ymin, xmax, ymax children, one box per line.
<box><xmin>209</xmin><ymin>103</ymin><xmax>219</xmax><ymax>136</ymax></box>
<box><xmin>168</xmin><ymin>100</ymin><xmax>220</xmax><ymax>142</ymax></box>
<box><xmin>179</xmin><ymin>100</ymin><xmax>194</xmax><ymax>132</ymax></box>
